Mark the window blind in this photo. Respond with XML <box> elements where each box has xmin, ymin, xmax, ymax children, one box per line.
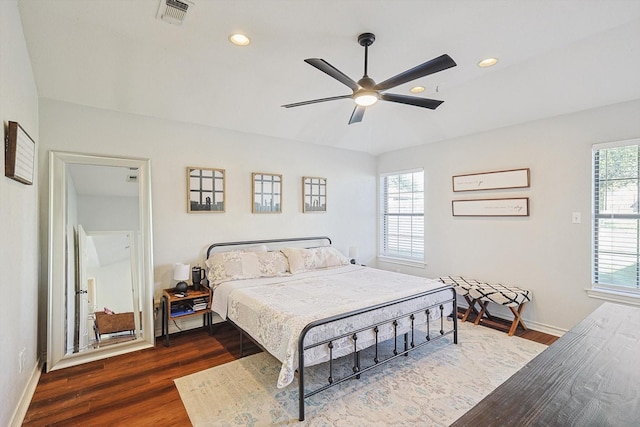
<box><xmin>380</xmin><ymin>170</ymin><xmax>424</xmax><ymax>261</ymax></box>
<box><xmin>593</xmin><ymin>142</ymin><xmax>640</xmax><ymax>291</ymax></box>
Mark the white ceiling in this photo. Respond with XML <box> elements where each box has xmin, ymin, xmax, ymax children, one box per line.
<box><xmin>18</xmin><ymin>0</ymin><xmax>640</xmax><ymax>155</ymax></box>
<box><xmin>68</xmin><ymin>163</ymin><xmax>139</xmax><ymax>197</ymax></box>
<box><xmin>87</xmin><ymin>233</ymin><xmax>131</xmax><ymax>268</ymax></box>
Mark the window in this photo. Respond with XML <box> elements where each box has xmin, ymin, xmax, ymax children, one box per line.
<box><xmin>593</xmin><ymin>139</ymin><xmax>640</xmax><ymax>293</ymax></box>
<box><xmin>379</xmin><ymin>169</ymin><xmax>424</xmax><ymax>262</ymax></box>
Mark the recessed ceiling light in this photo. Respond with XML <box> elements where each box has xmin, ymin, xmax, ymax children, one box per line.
<box><xmin>229</xmin><ymin>33</ymin><xmax>251</xmax><ymax>46</ymax></box>
<box><xmin>410</xmin><ymin>86</ymin><xmax>425</xmax><ymax>93</ymax></box>
<box><xmin>478</xmin><ymin>57</ymin><xmax>498</xmax><ymax>68</ymax></box>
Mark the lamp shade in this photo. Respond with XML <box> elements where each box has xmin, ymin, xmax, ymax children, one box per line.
<box><xmin>173</xmin><ymin>263</ymin><xmax>190</xmax><ymax>281</ymax></box>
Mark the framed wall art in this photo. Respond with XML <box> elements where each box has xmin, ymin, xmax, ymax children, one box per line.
<box><xmin>302</xmin><ymin>176</ymin><xmax>327</xmax><ymax>213</ymax></box>
<box><xmin>252</xmin><ymin>172</ymin><xmax>282</xmax><ymax>213</ymax></box>
<box><xmin>452</xmin><ymin>168</ymin><xmax>530</xmax><ymax>192</ymax></box>
<box><xmin>187</xmin><ymin>167</ymin><xmax>225</xmax><ymax>213</ymax></box>
<box><xmin>452</xmin><ymin>197</ymin><xmax>529</xmax><ymax>217</ymax></box>
<box><xmin>5</xmin><ymin>121</ymin><xmax>35</xmax><ymax>185</ymax></box>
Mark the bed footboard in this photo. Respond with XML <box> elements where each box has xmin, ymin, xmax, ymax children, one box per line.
<box><xmin>297</xmin><ymin>285</ymin><xmax>457</xmax><ymax>421</ymax></box>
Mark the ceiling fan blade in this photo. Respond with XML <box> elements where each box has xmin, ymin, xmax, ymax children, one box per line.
<box><xmin>348</xmin><ymin>105</ymin><xmax>366</xmax><ymax>124</ymax></box>
<box><xmin>305</xmin><ymin>58</ymin><xmax>360</xmax><ymax>91</ymax></box>
<box><xmin>380</xmin><ymin>93</ymin><xmax>444</xmax><ymax>110</ymax></box>
<box><xmin>282</xmin><ymin>94</ymin><xmax>352</xmax><ymax>108</ymax></box>
<box><xmin>374</xmin><ymin>54</ymin><xmax>457</xmax><ymax>92</ymax></box>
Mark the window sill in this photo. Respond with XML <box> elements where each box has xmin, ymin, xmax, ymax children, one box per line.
<box><xmin>586</xmin><ymin>287</ymin><xmax>640</xmax><ymax>307</ymax></box>
<box><xmin>377</xmin><ymin>256</ymin><xmax>425</xmax><ymax>269</ymax></box>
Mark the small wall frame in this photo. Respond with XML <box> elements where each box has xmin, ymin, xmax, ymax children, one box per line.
<box><xmin>252</xmin><ymin>172</ymin><xmax>282</xmax><ymax>213</ymax></box>
<box><xmin>452</xmin><ymin>168</ymin><xmax>530</xmax><ymax>192</ymax></box>
<box><xmin>5</xmin><ymin>121</ymin><xmax>35</xmax><ymax>185</ymax></box>
<box><xmin>187</xmin><ymin>167</ymin><xmax>225</xmax><ymax>213</ymax></box>
<box><xmin>452</xmin><ymin>197</ymin><xmax>529</xmax><ymax>217</ymax></box>
<box><xmin>303</xmin><ymin>176</ymin><xmax>327</xmax><ymax>213</ymax></box>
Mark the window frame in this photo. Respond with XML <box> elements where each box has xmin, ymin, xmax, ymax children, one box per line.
<box><xmin>591</xmin><ymin>138</ymin><xmax>640</xmax><ymax>301</ymax></box>
<box><xmin>378</xmin><ymin>168</ymin><xmax>425</xmax><ymax>265</ymax></box>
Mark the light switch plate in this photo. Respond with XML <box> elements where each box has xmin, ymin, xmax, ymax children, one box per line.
<box><xmin>572</xmin><ymin>212</ymin><xmax>581</xmax><ymax>224</ymax></box>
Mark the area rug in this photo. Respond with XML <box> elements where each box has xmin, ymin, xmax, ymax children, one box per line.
<box><xmin>175</xmin><ymin>321</ymin><xmax>547</xmax><ymax>426</ymax></box>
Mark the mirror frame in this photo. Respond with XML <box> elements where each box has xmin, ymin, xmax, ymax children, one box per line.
<box><xmin>47</xmin><ymin>151</ymin><xmax>155</xmax><ymax>371</ymax></box>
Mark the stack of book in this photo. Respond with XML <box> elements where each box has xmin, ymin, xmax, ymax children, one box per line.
<box><xmin>191</xmin><ymin>297</ymin><xmax>209</xmax><ymax>312</ymax></box>
<box><xmin>170</xmin><ymin>303</ymin><xmax>194</xmax><ymax>317</ymax></box>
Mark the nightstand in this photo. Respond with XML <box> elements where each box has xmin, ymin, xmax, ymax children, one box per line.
<box><xmin>161</xmin><ymin>285</ymin><xmax>213</xmax><ymax>346</ymax></box>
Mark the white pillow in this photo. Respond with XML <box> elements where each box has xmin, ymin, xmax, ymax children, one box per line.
<box><xmin>280</xmin><ymin>246</ymin><xmax>349</xmax><ymax>274</ymax></box>
<box><xmin>205</xmin><ymin>250</ymin><xmax>289</xmax><ymax>285</ymax></box>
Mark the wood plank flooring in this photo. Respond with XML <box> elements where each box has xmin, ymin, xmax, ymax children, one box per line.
<box><xmin>23</xmin><ymin>323</ymin><xmax>260</xmax><ymax>426</ymax></box>
<box><xmin>23</xmin><ymin>319</ymin><xmax>556</xmax><ymax>426</ymax></box>
<box><xmin>457</xmin><ymin>308</ymin><xmax>559</xmax><ymax>345</ymax></box>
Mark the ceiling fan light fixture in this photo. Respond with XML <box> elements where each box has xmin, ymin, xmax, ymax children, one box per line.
<box><xmin>354</xmin><ymin>90</ymin><xmax>379</xmax><ymax>107</ymax></box>
<box><xmin>282</xmin><ymin>33</ymin><xmax>457</xmax><ymax>124</ymax></box>
<box><xmin>229</xmin><ymin>33</ymin><xmax>251</xmax><ymax>46</ymax></box>
<box><xmin>478</xmin><ymin>57</ymin><xmax>498</xmax><ymax>68</ymax></box>
<box><xmin>410</xmin><ymin>86</ymin><xmax>425</xmax><ymax>93</ymax></box>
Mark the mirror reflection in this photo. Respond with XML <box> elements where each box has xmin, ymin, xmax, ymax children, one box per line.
<box><xmin>77</xmin><ymin>229</ymin><xmax>138</xmax><ymax>352</ymax></box>
<box><xmin>48</xmin><ymin>152</ymin><xmax>154</xmax><ymax>371</ymax></box>
<box><xmin>67</xmin><ymin>163</ymin><xmax>141</xmax><ymax>354</ymax></box>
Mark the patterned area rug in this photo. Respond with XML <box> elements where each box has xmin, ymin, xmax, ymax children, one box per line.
<box><xmin>175</xmin><ymin>321</ymin><xmax>547</xmax><ymax>426</ymax></box>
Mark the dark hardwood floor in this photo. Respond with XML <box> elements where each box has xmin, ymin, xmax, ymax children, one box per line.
<box><xmin>459</xmin><ymin>309</ymin><xmax>559</xmax><ymax>346</ymax></box>
<box><xmin>23</xmin><ymin>323</ymin><xmax>260</xmax><ymax>426</ymax></box>
<box><xmin>23</xmin><ymin>317</ymin><xmax>557</xmax><ymax>426</ymax></box>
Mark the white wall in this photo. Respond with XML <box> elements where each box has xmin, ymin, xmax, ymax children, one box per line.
<box><xmin>37</xmin><ymin>98</ymin><xmax>377</xmax><ymax>330</ymax></box>
<box><xmin>77</xmin><ymin>195</ymin><xmax>139</xmax><ymax>232</ymax></box>
<box><xmin>0</xmin><ymin>1</ymin><xmax>40</xmax><ymax>426</ymax></box>
<box><xmin>89</xmin><ymin>260</ymin><xmax>134</xmax><ymax>314</ymax></box>
<box><xmin>37</xmin><ymin>96</ymin><xmax>640</xmax><ymax>339</ymax></box>
<box><xmin>378</xmin><ymin>99</ymin><xmax>640</xmax><ymax>334</ymax></box>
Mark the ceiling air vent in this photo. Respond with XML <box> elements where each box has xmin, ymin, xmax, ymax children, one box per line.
<box><xmin>157</xmin><ymin>0</ymin><xmax>193</xmax><ymax>25</ymax></box>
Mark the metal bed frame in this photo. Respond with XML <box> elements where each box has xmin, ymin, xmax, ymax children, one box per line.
<box><xmin>206</xmin><ymin>237</ymin><xmax>458</xmax><ymax>421</ymax></box>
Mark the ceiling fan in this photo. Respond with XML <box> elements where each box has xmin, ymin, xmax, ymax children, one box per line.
<box><xmin>282</xmin><ymin>33</ymin><xmax>457</xmax><ymax>124</ymax></box>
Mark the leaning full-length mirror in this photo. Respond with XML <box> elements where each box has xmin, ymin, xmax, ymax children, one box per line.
<box><xmin>47</xmin><ymin>152</ymin><xmax>154</xmax><ymax>371</ymax></box>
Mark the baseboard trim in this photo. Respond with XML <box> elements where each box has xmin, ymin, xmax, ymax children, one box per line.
<box><xmin>456</xmin><ymin>303</ymin><xmax>566</xmax><ymax>337</ymax></box>
<box><xmin>9</xmin><ymin>358</ymin><xmax>42</xmax><ymax>427</ymax></box>
<box><xmin>522</xmin><ymin>319</ymin><xmax>566</xmax><ymax>337</ymax></box>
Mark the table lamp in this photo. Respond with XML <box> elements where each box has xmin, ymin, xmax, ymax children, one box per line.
<box><xmin>174</xmin><ymin>263</ymin><xmax>190</xmax><ymax>294</ymax></box>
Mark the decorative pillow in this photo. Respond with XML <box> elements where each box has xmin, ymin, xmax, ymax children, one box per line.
<box><xmin>205</xmin><ymin>250</ymin><xmax>289</xmax><ymax>285</ymax></box>
<box><xmin>280</xmin><ymin>246</ymin><xmax>349</xmax><ymax>274</ymax></box>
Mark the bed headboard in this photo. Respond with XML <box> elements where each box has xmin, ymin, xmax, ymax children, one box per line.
<box><xmin>206</xmin><ymin>236</ymin><xmax>332</xmax><ymax>259</ymax></box>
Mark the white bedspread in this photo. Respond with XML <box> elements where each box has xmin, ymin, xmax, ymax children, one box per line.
<box><xmin>212</xmin><ymin>265</ymin><xmax>452</xmax><ymax>388</ymax></box>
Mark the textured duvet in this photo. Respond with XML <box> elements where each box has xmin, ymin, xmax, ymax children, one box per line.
<box><xmin>211</xmin><ymin>265</ymin><xmax>452</xmax><ymax>388</ymax></box>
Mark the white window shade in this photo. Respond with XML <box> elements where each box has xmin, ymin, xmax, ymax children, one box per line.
<box><xmin>380</xmin><ymin>170</ymin><xmax>424</xmax><ymax>262</ymax></box>
<box><xmin>593</xmin><ymin>141</ymin><xmax>640</xmax><ymax>292</ymax></box>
